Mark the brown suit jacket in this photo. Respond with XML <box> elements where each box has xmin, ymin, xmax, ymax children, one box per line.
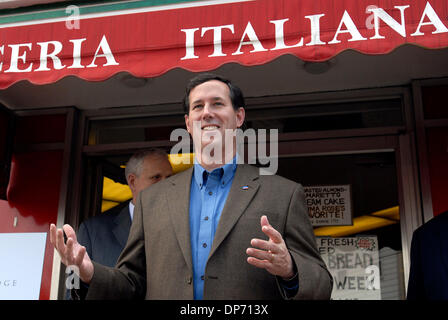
<box><xmin>86</xmin><ymin>164</ymin><xmax>332</xmax><ymax>299</ymax></box>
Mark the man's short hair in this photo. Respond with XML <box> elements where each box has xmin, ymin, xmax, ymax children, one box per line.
<box><xmin>125</xmin><ymin>148</ymin><xmax>168</xmax><ymax>181</ymax></box>
<box><xmin>182</xmin><ymin>73</ymin><xmax>245</xmax><ymax>114</ymax></box>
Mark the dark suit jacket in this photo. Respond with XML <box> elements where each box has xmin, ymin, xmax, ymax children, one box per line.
<box><xmin>78</xmin><ymin>202</ymin><xmax>132</xmax><ymax>267</ymax></box>
<box><xmin>86</xmin><ymin>164</ymin><xmax>332</xmax><ymax>300</ymax></box>
<box><xmin>407</xmin><ymin>211</ymin><xmax>448</xmax><ymax>300</ymax></box>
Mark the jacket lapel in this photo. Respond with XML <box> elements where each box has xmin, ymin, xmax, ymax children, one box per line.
<box><xmin>112</xmin><ymin>204</ymin><xmax>132</xmax><ymax>248</ymax></box>
<box><xmin>209</xmin><ymin>164</ymin><xmax>260</xmax><ymax>259</ymax></box>
<box><xmin>165</xmin><ymin>168</ymin><xmax>194</xmax><ymax>272</ymax></box>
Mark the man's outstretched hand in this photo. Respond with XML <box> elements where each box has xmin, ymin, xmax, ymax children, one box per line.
<box><xmin>246</xmin><ymin>215</ymin><xmax>294</xmax><ymax>280</ymax></box>
<box><xmin>50</xmin><ymin>224</ymin><xmax>94</xmax><ymax>284</ymax></box>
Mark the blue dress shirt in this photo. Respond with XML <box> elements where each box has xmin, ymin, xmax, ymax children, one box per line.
<box><xmin>189</xmin><ymin>157</ymin><xmax>237</xmax><ymax>300</ymax></box>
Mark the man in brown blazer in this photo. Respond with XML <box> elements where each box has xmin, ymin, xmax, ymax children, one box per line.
<box><xmin>50</xmin><ymin>73</ymin><xmax>332</xmax><ymax>300</ymax></box>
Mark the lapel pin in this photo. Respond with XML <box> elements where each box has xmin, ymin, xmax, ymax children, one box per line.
<box><xmin>241</xmin><ymin>186</ymin><xmax>249</xmax><ymax>190</ymax></box>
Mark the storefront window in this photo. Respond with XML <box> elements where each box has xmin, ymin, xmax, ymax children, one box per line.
<box><xmin>277</xmin><ymin>152</ymin><xmax>405</xmax><ymax>300</ymax></box>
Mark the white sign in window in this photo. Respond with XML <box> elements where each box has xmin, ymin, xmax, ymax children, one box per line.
<box><xmin>317</xmin><ymin>236</ymin><xmax>381</xmax><ymax>300</ymax></box>
<box><xmin>0</xmin><ymin>232</ymin><xmax>47</xmax><ymax>300</ymax></box>
<box><xmin>305</xmin><ymin>185</ymin><xmax>353</xmax><ymax>226</ymax></box>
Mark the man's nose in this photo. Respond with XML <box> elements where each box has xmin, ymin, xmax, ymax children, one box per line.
<box><xmin>201</xmin><ymin>103</ymin><xmax>214</xmax><ymax>119</ymax></box>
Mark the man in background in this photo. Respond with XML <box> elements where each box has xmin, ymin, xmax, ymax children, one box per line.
<box><xmin>77</xmin><ymin>148</ymin><xmax>173</xmax><ymax>267</ymax></box>
<box><xmin>65</xmin><ymin>148</ymin><xmax>172</xmax><ymax>299</ymax></box>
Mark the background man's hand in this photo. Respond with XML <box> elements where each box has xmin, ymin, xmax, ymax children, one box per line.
<box><xmin>246</xmin><ymin>215</ymin><xmax>294</xmax><ymax>279</ymax></box>
<box><xmin>50</xmin><ymin>224</ymin><xmax>94</xmax><ymax>284</ymax></box>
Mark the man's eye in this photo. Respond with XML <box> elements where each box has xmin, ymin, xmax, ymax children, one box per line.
<box><xmin>192</xmin><ymin>104</ymin><xmax>203</xmax><ymax>109</ymax></box>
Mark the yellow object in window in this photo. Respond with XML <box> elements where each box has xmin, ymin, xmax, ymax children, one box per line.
<box><xmin>314</xmin><ymin>206</ymin><xmax>399</xmax><ymax>237</ymax></box>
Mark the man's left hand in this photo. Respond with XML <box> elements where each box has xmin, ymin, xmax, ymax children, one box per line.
<box><xmin>246</xmin><ymin>215</ymin><xmax>294</xmax><ymax>279</ymax></box>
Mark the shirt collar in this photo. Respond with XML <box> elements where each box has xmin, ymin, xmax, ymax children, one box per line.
<box><xmin>193</xmin><ymin>155</ymin><xmax>237</xmax><ymax>189</ymax></box>
<box><xmin>129</xmin><ymin>201</ymin><xmax>135</xmax><ymax>222</ymax></box>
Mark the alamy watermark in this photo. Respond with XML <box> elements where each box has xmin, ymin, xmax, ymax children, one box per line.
<box><xmin>65</xmin><ymin>265</ymin><xmax>80</xmax><ymax>290</ymax></box>
<box><xmin>170</xmin><ymin>122</ymin><xmax>278</xmax><ymax>175</ymax></box>
<box><xmin>65</xmin><ymin>5</ymin><xmax>80</xmax><ymax>30</ymax></box>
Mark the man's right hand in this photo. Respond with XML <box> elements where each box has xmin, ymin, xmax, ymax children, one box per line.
<box><xmin>50</xmin><ymin>224</ymin><xmax>94</xmax><ymax>284</ymax></box>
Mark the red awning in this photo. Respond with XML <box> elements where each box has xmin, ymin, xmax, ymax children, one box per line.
<box><xmin>0</xmin><ymin>0</ymin><xmax>447</xmax><ymax>89</ymax></box>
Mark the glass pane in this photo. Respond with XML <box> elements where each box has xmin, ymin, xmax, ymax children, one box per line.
<box><xmin>425</xmin><ymin>127</ymin><xmax>448</xmax><ymax>216</ymax></box>
<box><xmin>87</xmin><ymin>99</ymin><xmax>403</xmax><ymax>145</ymax></box>
<box><xmin>276</xmin><ymin>152</ymin><xmax>405</xmax><ymax>300</ymax></box>
<box><xmin>246</xmin><ymin>99</ymin><xmax>403</xmax><ymax>133</ymax></box>
<box><xmin>0</xmin><ymin>106</ymin><xmax>12</xmax><ymax>200</ymax></box>
<box><xmin>15</xmin><ymin>114</ymin><xmax>66</xmax><ymax>144</ymax></box>
<box><xmin>422</xmin><ymin>85</ymin><xmax>448</xmax><ymax>120</ymax></box>
<box><xmin>87</xmin><ymin>114</ymin><xmax>185</xmax><ymax>145</ymax></box>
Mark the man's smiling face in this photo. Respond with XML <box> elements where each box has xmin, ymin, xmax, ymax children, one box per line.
<box><xmin>185</xmin><ymin>79</ymin><xmax>245</xmax><ymax>160</ymax></box>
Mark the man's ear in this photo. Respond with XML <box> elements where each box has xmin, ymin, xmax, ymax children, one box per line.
<box><xmin>185</xmin><ymin>114</ymin><xmax>192</xmax><ymax>134</ymax></box>
<box><xmin>127</xmin><ymin>174</ymin><xmax>136</xmax><ymax>193</ymax></box>
<box><xmin>236</xmin><ymin>107</ymin><xmax>245</xmax><ymax>128</ymax></box>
